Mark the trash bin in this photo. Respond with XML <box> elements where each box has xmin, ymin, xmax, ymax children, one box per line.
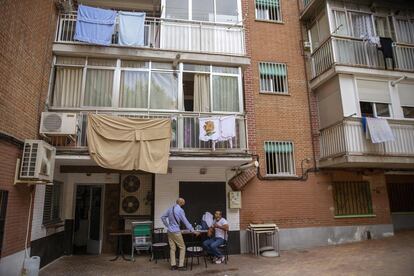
<box><xmin>22</xmin><ymin>256</ymin><xmax>40</xmax><ymax>276</ymax></box>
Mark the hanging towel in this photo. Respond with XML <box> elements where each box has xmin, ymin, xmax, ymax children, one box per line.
<box><xmin>74</xmin><ymin>5</ymin><xmax>117</xmax><ymax>46</ymax></box>
<box><xmin>366</xmin><ymin>117</ymin><xmax>395</xmax><ymax>143</ymax></box>
<box><xmin>119</xmin><ymin>11</ymin><xmax>146</xmax><ymax>46</ymax></box>
<box><xmin>199</xmin><ymin>117</ymin><xmax>220</xmax><ymax>142</ymax></box>
<box><xmin>219</xmin><ymin>116</ymin><xmax>236</xmax><ymax>148</ymax></box>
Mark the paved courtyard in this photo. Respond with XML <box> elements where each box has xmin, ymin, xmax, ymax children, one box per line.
<box><xmin>40</xmin><ymin>231</ymin><xmax>414</xmax><ymax>276</ymax></box>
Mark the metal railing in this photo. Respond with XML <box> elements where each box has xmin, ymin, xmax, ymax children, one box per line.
<box><xmin>55</xmin><ymin>12</ymin><xmax>245</xmax><ymax>56</ymax></box>
<box><xmin>49</xmin><ymin>111</ymin><xmax>248</xmax><ymax>153</ymax></box>
<box><xmin>319</xmin><ymin>118</ymin><xmax>414</xmax><ymax>160</ymax></box>
<box><xmin>310</xmin><ymin>36</ymin><xmax>414</xmax><ymax>78</ymax></box>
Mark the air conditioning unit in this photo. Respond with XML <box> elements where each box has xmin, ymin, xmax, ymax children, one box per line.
<box><xmin>303</xmin><ymin>41</ymin><xmax>311</xmax><ymax>51</ymax></box>
<box><xmin>120</xmin><ymin>174</ymin><xmax>152</xmax><ymax>216</ymax></box>
<box><xmin>20</xmin><ymin>140</ymin><xmax>56</xmax><ymax>182</ymax></box>
<box><xmin>40</xmin><ymin>112</ymin><xmax>77</xmax><ymax>135</ymax></box>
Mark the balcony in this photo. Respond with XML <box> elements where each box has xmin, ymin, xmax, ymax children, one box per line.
<box><xmin>49</xmin><ymin>112</ymin><xmax>248</xmax><ymax>154</ymax></box>
<box><xmin>310</xmin><ymin>36</ymin><xmax>414</xmax><ymax>79</ymax></box>
<box><xmin>55</xmin><ymin>12</ymin><xmax>245</xmax><ymax>56</ymax></box>
<box><xmin>319</xmin><ymin>118</ymin><xmax>414</xmax><ymax>168</ymax></box>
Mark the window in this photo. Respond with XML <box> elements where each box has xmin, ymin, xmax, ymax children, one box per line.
<box><xmin>264</xmin><ymin>141</ymin><xmax>295</xmax><ymax>176</ymax></box>
<box><xmin>43</xmin><ymin>182</ymin><xmax>62</xmax><ymax>225</ymax></box>
<box><xmin>332</xmin><ymin>181</ymin><xmax>373</xmax><ymax>217</ymax></box>
<box><xmin>332</xmin><ymin>10</ymin><xmax>349</xmax><ymax>36</ymax></box>
<box><xmin>309</xmin><ymin>12</ymin><xmax>330</xmax><ymax>50</ymax></box>
<box><xmin>374</xmin><ymin>16</ymin><xmax>391</xmax><ymax>37</ymax></box>
<box><xmin>165</xmin><ymin>0</ymin><xmax>239</xmax><ymax>23</ymax></box>
<box><xmin>357</xmin><ymin>79</ymin><xmax>391</xmax><ymax>118</ymax></box>
<box><xmin>259</xmin><ymin>62</ymin><xmax>288</xmax><ymax>94</ymax></box>
<box><xmin>150</xmin><ymin>72</ymin><xmax>178</xmax><ymax>110</ymax></box>
<box><xmin>255</xmin><ymin>0</ymin><xmax>281</xmax><ymax>22</ymax></box>
<box><xmin>0</xmin><ymin>191</ymin><xmax>8</xmax><ymax>256</ymax></box>
<box><xmin>387</xmin><ymin>183</ymin><xmax>414</xmax><ymax>212</ymax></box>
<box><xmin>398</xmin><ymin>83</ymin><xmax>414</xmax><ymax>119</ymax></box>
<box><xmin>394</xmin><ymin>18</ymin><xmax>414</xmax><ymax>44</ymax></box>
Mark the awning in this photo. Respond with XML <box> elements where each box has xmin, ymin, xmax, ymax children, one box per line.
<box><xmin>264</xmin><ymin>143</ymin><xmax>293</xmax><ymax>153</ymax></box>
<box><xmin>87</xmin><ymin>114</ymin><xmax>171</xmax><ymax>174</ymax></box>
<box><xmin>259</xmin><ymin>63</ymin><xmax>286</xmax><ymax>76</ymax></box>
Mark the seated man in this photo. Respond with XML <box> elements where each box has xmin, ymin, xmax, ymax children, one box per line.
<box><xmin>202</xmin><ymin>211</ymin><xmax>229</xmax><ymax>264</ymax></box>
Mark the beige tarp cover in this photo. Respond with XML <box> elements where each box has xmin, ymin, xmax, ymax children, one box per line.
<box><xmin>87</xmin><ymin>114</ymin><xmax>171</xmax><ymax>174</ymax></box>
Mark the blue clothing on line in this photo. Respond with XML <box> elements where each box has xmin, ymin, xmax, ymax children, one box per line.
<box><xmin>161</xmin><ymin>204</ymin><xmax>194</xmax><ymax>233</ymax></box>
<box><xmin>119</xmin><ymin>11</ymin><xmax>146</xmax><ymax>46</ymax></box>
<box><xmin>74</xmin><ymin>5</ymin><xmax>116</xmax><ymax>46</ymax></box>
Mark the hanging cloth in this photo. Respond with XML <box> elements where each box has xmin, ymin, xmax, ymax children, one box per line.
<box><xmin>366</xmin><ymin>117</ymin><xmax>395</xmax><ymax>143</ymax></box>
<box><xmin>87</xmin><ymin>114</ymin><xmax>171</xmax><ymax>174</ymax></box>
<box><xmin>74</xmin><ymin>5</ymin><xmax>117</xmax><ymax>46</ymax></box>
<box><xmin>119</xmin><ymin>11</ymin><xmax>146</xmax><ymax>46</ymax></box>
<box><xmin>218</xmin><ymin>116</ymin><xmax>236</xmax><ymax>148</ymax></box>
<box><xmin>199</xmin><ymin>117</ymin><xmax>220</xmax><ymax>150</ymax></box>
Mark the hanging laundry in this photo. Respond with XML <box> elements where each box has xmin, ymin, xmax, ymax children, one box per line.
<box><xmin>219</xmin><ymin>116</ymin><xmax>236</xmax><ymax>148</ymax></box>
<box><xmin>366</xmin><ymin>117</ymin><xmax>395</xmax><ymax>143</ymax></box>
<box><xmin>119</xmin><ymin>11</ymin><xmax>146</xmax><ymax>46</ymax></box>
<box><xmin>74</xmin><ymin>5</ymin><xmax>117</xmax><ymax>46</ymax></box>
<box><xmin>199</xmin><ymin>117</ymin><xmax>220</xmax><ymax>142</ymax></box>
<box><xmin>361</xmin><ymin>34</ymin><xmax>381</xmax><ymax>47</ymax></box>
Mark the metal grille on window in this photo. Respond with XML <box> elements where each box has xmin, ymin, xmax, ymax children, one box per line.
<box><xmin>255</xmin><ymin>0</ymin><xmax>281</xmax><ymax>22</ymax></box>
<box><xmin>43</xmin><ymin>182</ymin><xmax>61</xmax><ymax>224</ymax></box>
<box><xmin>332</xmin><ymin>181</ymin><xmax>373</xmax><ymax>216</ymax></box>
<box><xmin>259</xmin><ymin>62</ymin><xmax>288</xmax><ymax>93</ymax></box>
<box><xmin>264</xmin><ymin>141</ymin><xmax>295</xmax><ymax>175</ymax></box>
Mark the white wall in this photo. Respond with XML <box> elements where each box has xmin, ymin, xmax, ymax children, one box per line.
<box><xmin>154</xmin><ymin>166</ymin><xmax>239</xmax><ymax>231</ymax></box>
<box><xmin>316</xmin><ymin>76</ymin><xmax>343</xmax><ymax>129</ymax></box>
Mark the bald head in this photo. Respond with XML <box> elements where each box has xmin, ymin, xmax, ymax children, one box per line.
<box><xmin>176</xmin><ymin>198</ymin><xmax>185</xmax><ymax>206</ymax></box>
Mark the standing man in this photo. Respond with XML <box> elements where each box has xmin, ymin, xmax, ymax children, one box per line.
<box><xmin>161</xmin><ymin>198</ymin><xmax>199</xmax><ymax>270</ymax></box>
<box><xmin>203</xmin><ymin>211</ymin><xmax>229</xmax><ymax>264</ymax></box>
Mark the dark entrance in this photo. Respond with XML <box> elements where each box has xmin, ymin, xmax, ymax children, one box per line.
<box><xmin>179</xmin><ymin>182</ymin><xmax>226</xmax><ymax>227</ymax></box>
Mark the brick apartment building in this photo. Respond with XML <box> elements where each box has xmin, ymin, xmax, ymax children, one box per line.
<box><xmin>240</xmin><ymin>0</ymin><xmax>414</xmax><ymax>251</ymax></box>
<box><xmin>0</xmin><ymin>0</ymin><xmax>413</xmax><ymax>272</ymax></box>
<box><xmin>0</xmin><ymin>0</ymin><xmax>57</xmax><ymax>274</ymax></box>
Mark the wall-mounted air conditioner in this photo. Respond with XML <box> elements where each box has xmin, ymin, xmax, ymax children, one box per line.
<box><xmin>19</xmin><ymin>140</ymin><xmax>56</xmax><ymax>182</ymax></box>
<box><xmin>40</xmin><ymin>112</ymin><xmax>77</xmax><ymax>135</ymax></box>
<box><xmin>303</xmin><ymin>41</ymin><xmax>311</xmax><ymax>51</ymax></box>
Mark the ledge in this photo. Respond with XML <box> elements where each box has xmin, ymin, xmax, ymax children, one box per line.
<box><xmin>334</xmin><ymin>214</ymin><xmax>376</xmax><ymax>219</ymax></box>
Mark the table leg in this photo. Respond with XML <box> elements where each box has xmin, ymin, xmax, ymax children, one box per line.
<box><xmin>110</xmin><ymin>236</ymin><xmax>122</xmax><ymax>261</ymax></box>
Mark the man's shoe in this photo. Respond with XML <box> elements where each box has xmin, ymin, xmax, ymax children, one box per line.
<box><xmin>177</xmin><ymin>266</ymin><xmax>187</xmax><ymax>271</ymax></box>
<box><xmin>170</xmin><ymin>266</ymin><xmax>178</xmax><ymax>270</ymax></box>
<box><xmin>215</xmin><ymin>256</ymin><xmax>225</xmax><ymax>264</ymax></box>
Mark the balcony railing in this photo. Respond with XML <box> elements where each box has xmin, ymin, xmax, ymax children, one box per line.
<box><xmin>49</xmin><ymin>112</ymin><xmax>248</xmax><ymax>153</ymax></box>
<box><xmin>319</xmin><ymin>118</ymin><xmax>414</xmax><ymax>161</ymax></box>
<box><xmin>56</xmin><ymin>12</ymin><xmax>245</xmax><ymax>56</ymax></box>
<box><xmin>310</xmin><ymin>36</ymin><xmax>414</xmax><ymax>78</ymax></box>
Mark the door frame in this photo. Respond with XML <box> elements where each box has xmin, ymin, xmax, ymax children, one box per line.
<box><xmin>73</xmin><ymin>183</ymin><xmax>105</xmax><ymax>254</ymax></box>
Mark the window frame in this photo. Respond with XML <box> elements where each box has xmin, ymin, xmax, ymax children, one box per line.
<box><xmin>332</xmin><ymin>181</ymin><xmax>374</xmax><ymax>218</ymax></box>
<box><xmin>254</xmin><ymin>0</ymin><xmax>282</xmax><ymax>23</ymax></box>
<box><xmin>359</xmin><ymin>101</ymin><xmax>392</xmax><ymax>118</ymax></box>
<box><xmin>258</xmin><ymin>62</ymin><xmax>288</xmax><ymax>94</ymax></box>
<box><xmin>42</xmin><ymin>182</ymin><xmax>63</xmax><ymax>226</ymax></box>
<box><xmin>264</xmin><ymin>141</ymin><xmax>296</xmax><ymax>176</ymax></box>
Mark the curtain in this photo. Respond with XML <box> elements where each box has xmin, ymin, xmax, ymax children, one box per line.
<box><xmin>375</xmin><ymin>17</ymin><xmax>390</xmax><ymax>37</ymax></box>
<box><xmin>53</xmin><ymin>67</ymin><xmax>83</xmax><ymax>107</ymax></box>
<box><xmin>212</xmin><ymin>75</ymin><xmax>239</xmax><ymax>112</ymax></box>
<box><xmin>396</xmin><ymin>19</ymin><xmax>414</xmax><ymax>44</ymax></box>
<box><xmin>193</xmin><ymin>74</ymin><xmax>210</xmax><ymax>112</ymax></box>
<box><xmin>119</xmin><ymin>71</ymin><xmax>149</xmax><ymax>108</ymax></box>
<box><xmin>351</xmin><ymin>12</ymin><xmax>374</xmax><ymax>38</ymax></box>
<box><xmin>84</xmin><ymin>69</ymin><xmax>114</xmax><ymax>107</ymax></box>
<box><xmin>333</xmin><ymin>10</ymin><xmax>348</xmax><ymax>36</ymax></box>
<box><xmin>150</xmin><ymin>72</ymin><xmax>178</xmax><ymax>110</ymax></box>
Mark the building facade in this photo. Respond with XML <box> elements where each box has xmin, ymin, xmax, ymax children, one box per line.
<box><xmin>239</xmin><ymin>0</ymin><xmax>414</xmax><ymax>251</ymax></box>
<box><xmin>0</xmin><ymin>0</ymin><xmax>57</xmax><ymax>275</ymax></box>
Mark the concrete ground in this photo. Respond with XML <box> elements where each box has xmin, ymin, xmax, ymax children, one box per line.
<box><xmin>40</xmin><ymin>231</ymin><xmax>414</xmax><ymax>276</ymax></box>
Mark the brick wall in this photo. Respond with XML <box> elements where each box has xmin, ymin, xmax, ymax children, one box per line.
<box><xmin>0</xmin><ymin>0</ymin><xmax>56</xmax><ymax>258</ymax></box>
<box><xmin>240</xmin><ymin>0</ymin><xmax>391</xmax><ymax>229</ymax></box>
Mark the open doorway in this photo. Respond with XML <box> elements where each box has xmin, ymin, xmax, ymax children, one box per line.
<box><xmin>74</xmin><ymin>185</ymin><xmax>104</xmax><ymax>255</ymax></box>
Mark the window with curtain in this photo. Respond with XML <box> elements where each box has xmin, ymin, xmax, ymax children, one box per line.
<box><xmin>212</xmin><ymin>75</ymin><xmax>239</xmax><ymax>112</ymax></box>
<box><xmin>43</xmin><ymin>182</ymin><xmax>62</xmax><ymax>225</ymax></box>
<box><xmin>84</xmin><ymin>69</ymin><xmax>114</xmax><ymax>107</ymax></box>
<box><xmin>349</xmin><ymin>12</ymin><xmax>374</xmax><ymax>38</ymax></box>
<box><xmin>332</xmin><ymin>181</ymin><xmax>373</xmax><ymax>217</ymax></box>
<box><xmin>150</xmin><ymin>72</ymin><xmax>178</xmax><ymax>110</ymax></box>
<box><xmin>255</xmin><ymin>0</ymin><xmax>281</xmax><ymax>22</ymax></box>
<box><xmin>216</xmin><ymin>0</ymin><xmax>239</xmax><ymax>23</ymax></box>
<box><xmin>259</xmin><ymin>62</ymin><xmax>288</xmax><ymax>93</ymax></box>
<box><xmin>357</xmin><ymin>79</ymin><xmax>391</xmax><ymax>118</ymax></box>
<box><xmin>52</xmin><ymin>67</ymin><xmax>83</xmax><ymax>107</ymax></box>
<box><xmin>395</xmin><ymin>18</ymin><xmax>414</xmax><ymax>44</ymax></box>
<box><xmin>165</xmin><ymin>0</ymin><xmax>188</xmax><ymax>20</ymax></box>
<box><xmin>398</xmin><ymin>83</ymin><xmax>414</xmax><ymax>119</ymax></box>
<box><xmin>193</xmin><ymin>0</ymin><xmax>214</xmax><ymax>21</ymax></box>
<box><xmin>264</xmin><ymin>141</ymin><xmax>295</xmax><ymax>176</ymax></box>
<box><xmin>119</xmin><ymin>71</ymin><xmax>149</xmax><ymax>108</ymax></box>
<box><xmin>374</xmin><ymin>16</ymin><xmax>391</xmax><ymax>37</ymax></box>
<box><xmin>333</xmin><ymin>10</ymin><xmax>349</xmax><ymax>36</ymax></box>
